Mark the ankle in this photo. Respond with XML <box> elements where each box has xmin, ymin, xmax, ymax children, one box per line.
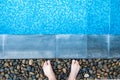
<box><xmin>48</xmin><ymin>77</ymin><xmax>56</xmax><ymax>80</ymax></box>
<box><xmin>68</xmin><ymin>73</ymin><xmax>76</xmax><ymax>80</ymax></box>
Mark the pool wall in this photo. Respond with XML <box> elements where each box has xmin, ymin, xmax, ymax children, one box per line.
<box><xmin>0</xmin><ymin>34</ymin><xmax>120</xmax><ymax>59</ymax></box>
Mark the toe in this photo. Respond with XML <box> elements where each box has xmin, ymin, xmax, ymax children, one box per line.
<box><xmin>72</xmin><ymin>60</ymin><xmax>76</xmax><ymax>64</ymax></box>
<box><xmin>75</xmin><ymin>60</ymin><xmax>79</xmax><ymax>64</ymax></box>
<box><xmin>47</xmin><ymin>60</ymin><xmax>51</xmax><ymax>65</ymax></box>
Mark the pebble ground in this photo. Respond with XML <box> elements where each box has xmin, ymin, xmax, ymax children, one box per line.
<box><xmin>0</xmin><ymin>59</ymin><xmax>120</xmax><ymax>80</ymax></box>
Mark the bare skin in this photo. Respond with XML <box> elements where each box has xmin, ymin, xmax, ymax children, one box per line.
<box><xmin>42</xmin><ymin>60</ymin><xmax>80</xmax><ymax>80</ymax></box>
<box><xmin>42</xmin><ymin>60</ymin><xmax>56</xmax><ymax>80</ymax></box>
<box><xmin>68</xmin><ymin>60</ymin><xmax>80</xmax><ymax>80</ymax></box>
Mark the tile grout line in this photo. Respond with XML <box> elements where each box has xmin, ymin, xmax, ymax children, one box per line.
<box><xmin>55</xmin><ymin>35</ymin><xmax>57</xmax><ymax>59</ymax></box>
<box><xmin>86</xmin><ymin>34</ymin><xmax>88</xmax><ymax>58</ymax></box>
<box><xmin>2</xmin><ymin>35</ymin><xmax>5</xmax><ymax>58</ymax></box>
<box><xmin>108</xmin><ymin>0</ymin><xmax>111</xmax><ymax>58</ymax></box>
<box><xmin>107</xmin><ymin>35</ymin><xmax>110</xmax><ymax>58</ymax></box>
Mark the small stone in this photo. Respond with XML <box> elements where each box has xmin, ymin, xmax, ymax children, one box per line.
<box><xmin>119</xmin><ymin>62</ymin><xmax>120</xmax><ymax>66</ymax></box>
<box><xmin>0</xmin><ymin>69</ymin><xmax>4</xmax><ymax>72</ymax></box>
<box><xmin>92</xmin><ymin>66</ymin><xmax>96</xmax><ymax>71</ymax></box>
<box><xmin>38</xmin><ymin>78</ymin><xmax>42</xmax><ymax>80</ymax></box>
<box><xmin>4</xmin><ymin>62</ymin><xmax>9</xmax><ymax>67</ymax></box>
<box><xmin>17</xmin><ymin>65</ymin><xmax>20</xmax><ymax>69</ymax></box>
<box><xmin>29</xmin><ymin>59</ymin><xmax>33</xmax><ymax>65</ymax></box>
<box><xmin>113</xmin><ymin>59</ymin><xmax>117</xmax><ymax>62</ymax></box>
<box><xmin>1</xmin><ymin>72</ymin><xmax>4</xmax><ymax>75</ymax></box>
<box><xmin>79</xmin><ymin>60</ymin><xmax>82</xmax><ymax>65</ymax></box>
<box><xmin>9</xmin><ymin>62</ymin><xmax>12</xmax><ymax>66</ymax></box>
<box><xmin>104</xmin><ymin>73</ymin><xmax>108</xmax><ymax>77</ymax></box>
<box><xmin>26</xmin><ymin>60</ymin><xmax>29</xmax><ymax>64</ymax></box>
<box><xmin>27</xmin><ymin>66</ymin><xmax>31</xmax><ymax>71</ymax></box>
<box><xmin>106</xmin><ymin>69</ymin><xmax>109</xmax><ymax>73</ymax></box>
<box><xmin>113</xmin><ymin>72</ymin><xmax>117</xmax><ymax>76</ymax></box>
<box><xmin>62</xmin><ymin>68</ymin><xmax>66</xmax><ymax>73</ymax></box>
<box><xmin>22</xmin><ymin>60</ymin><xmax>26</xmax><ymax>64</ymax></box>
<box><xmin>102</xmin><ymin>69</ymin><xmax>105</xmax><ymax>72</ymax></box>
<box><xmin>36</xmin><ymin>74</ymin><xmax>39</xmax><ymax>78</ymax></box>
<box><xmin>37</xmin><ymin>60</ymin><xmax>42</xmax><ymax>66</ymax></box>
<box><xmin>112</xmin><ymin>63</ymin><xmax>115</xmax><ymax>66</ymax></box>
<box><xmin>5</xmin><ymin>74</ymin><xmax>9</xmax><ymax>78</ymax></box>
<box><xmin>57</xmin><ymin>65</ymin><xmax>62</xmax><ymax>69</ymax></box>
<box><xmin>29</xmin><ymin>72</ymin><xmax>34</xmax><ymax>75</ymax></box>
<box><xmin>13</xmin><ymin>62</ymin><xmax>17</xmax><ymax>65</ymax></box>
<box><xmin>22</xmin><ymin>64</ymin><xmax>26</xmax><ymax>67</ymax></box>
<box><xmin>97</xmin><ymin>73</ymin><xmax>100</xmax><ymax>76</ymax></box>
<box><xmin>104</xmin><ymin>60</ymin><xmax>107</xmax><ymax>63</ymax></box>
<box><xmin>32</xmin><ymin>75</ymin><xmax>36</xmax><ymax>79</ymax></box>
<box><xmin>40</xmin><ymin>74</ymin><xmax>44</xmax><ymax>78</ymax></box>
<box><xmin>97</xmin><ymin>75</ymin><xmax>101</xmax><ymax>79</ymax></box>
<box><xmin>58</xmin><ymin>69</ymin><xmax>61</xmax><ymax>72</ymax></box>
<box><xmin>89</xmin><ymin>70</ymin><xmax>93</xmax><ymax>74</ymax></box>
<box><xmin>31</xmin><ymin>67</ymin><xmax>35</xmax><ymax>72</ymax></box>
<box><xmin>97</xmin><ymin>69</ymin><xmax>102</xmax><ymax>74</ymax></box>
<box><xmin>103</xmin><ymin>65</ymin><xmax>107</xmax><ymax>70</ymax></box>
<box><xmin>82</xmin><ymin>59</ymin><xmax>86</xmax><ymax>62</ymax></box>
<box><xmin>84</xmin><ymin>73</ymin><xmax>89</xmax><ymax>78</ymax></box>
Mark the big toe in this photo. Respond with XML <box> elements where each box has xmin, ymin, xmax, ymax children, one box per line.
<box><xmin>47</xmin><ymin>60</ymin><xmax>51</xmax><ymax>65</ymax></box>
<box><xmin>72</xmin><ymin>60</ymin><xmax>76</xmax><ymax>64</ymax></box>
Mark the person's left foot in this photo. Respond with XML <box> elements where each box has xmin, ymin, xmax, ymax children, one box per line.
<box><xmin>42</xmin><ymin>60</ymin><xmax>56</xmax><ymax>80</ymax></box>
<box><xmin>68</xmin><ymin>60</ymin><xmax>80</xmax><ymax>80</ymax></box>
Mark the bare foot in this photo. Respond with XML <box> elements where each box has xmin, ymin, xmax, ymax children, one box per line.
<box><xmin>42</xmin><ymin>60</ymin><xmax>56</xmax><ymax>80</ymax></box>
<box><xmin>68</xmin><ymin>60</ymin><xmax>80</xmax><ymax>80</ymax></box>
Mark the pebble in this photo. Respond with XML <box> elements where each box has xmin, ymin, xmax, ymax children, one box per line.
<box><xmin>4</xmin><ymin>62</ymin><xmax>9</xmax><ymax>67</ymax></box>
<box><xmin>36</xmin><ymin>74</ymin><xmax>39</xmax><ymax>78</ymax></box>
<box><xmin>37</xmin><ymin>60</ymin><xmax>42</xmax><ymax>66</ymax></box>
<box><xmin>62</xmin><ymin>68</ymin><xmax>66</xmax><ymax>73</ymax></box>
<box><xmin>38</xmin><ymin>78</ymin><xmax>42</xmax><ymax>80</ymax></box>
<box><xmin>40</xmin><ymin>74</ymin><xmax>44</xmax><ymax>78</ymax></box>
<box><xmin>92</xmin><ymin>66</ymin><xmax>96</xmax><ymax>71</ymax></box>
<box><xmin>0</xmin><ymin>59</ymin><xmax>120</xmax><ymax>79</ymax></box>
<box><xmin>97</xmin><ymin>75</ymin><xmax>101</xmax><ymax>79</ymax></box>
<box><xmin>22</xmin><ymin>60</ymin><xmax>26</xmax><ymax>64</ymax></box>
<box><xmin>5</xmin><ymin>74</ymin><xmax>9</xmax><ymax>78</ymax></box>
<box><xmin>89</xmin><ymin>70</ymin><xmax>93</xmax><ymax>74</ymax></box>
<box><xmin>9</xmin><ymin>62</ymin><xmax>12</xmax><ymax>66</ymax></box>
<box><xmin>84</xmin><ymin>73</ymin><xmax>89</xmax><ymax>78</ymax></box>
<box><xmin>29</xmin><ymin>72</ymin><xmax>34</xmax><ymax>75</ymax></box>
<box><xmin>27</xmin><ymin>66</ymin><xmax>31</xmax><ymax>71</ymax></box>
<box><xmin>31</xmin><ymin>67</ymin><xmax>35</xmax><ymax>72</ymax></box>
<box><xmin>1</xmin><ymin>72</ymin><xmax>4</xmax><ymax>75</ymax></box>
<box><xmin>57</xmin><ymin>65</ymin><xmax>62</xmax><ymax>69</ymax></box>
<box><xmin>17</xmin><ymin>65</ymin><xmax>20</xmax><ymax>69</ymax></box>
<box><xmin>29</xmin><ymin>59</ymin><xmax>33</xmax><ymax>65</ymax></box>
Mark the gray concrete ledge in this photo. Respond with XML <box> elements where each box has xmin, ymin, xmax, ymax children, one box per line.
<box><xmin>0</xmin><ymin>35</ymin><xmax>120</xmax><ymax>59</ymax></box>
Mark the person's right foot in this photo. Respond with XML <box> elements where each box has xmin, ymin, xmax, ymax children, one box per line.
<box><xmin>42</xmin><ymin>60</ymin><xmax>56</xmax><ymax>80</ymax></box>
<box><xmin>68</xmin><ymin>60</ymin><xmax>80</xmax><ymax>80</ymax></box>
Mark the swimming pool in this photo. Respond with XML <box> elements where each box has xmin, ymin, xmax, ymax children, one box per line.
<box><xmin>0</xmin><ymin>0</ymin><xmax>120</xmax><ymax>34</ymax></box>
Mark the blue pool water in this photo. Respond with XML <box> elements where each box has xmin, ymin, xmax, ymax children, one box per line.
<box><xmin>0</xmin><ymin>0</ymin><xmax>120</xmax><ymax>34</ymax></box>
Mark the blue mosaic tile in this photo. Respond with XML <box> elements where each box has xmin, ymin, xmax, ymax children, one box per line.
<box><xmin>56</xmin><ymin>35</ymin><xmax>87</xmax><ymax>58</ymax></box>
<box><xmin>110</xmin><ymin>0</ymin><xmax>120</xmax><ymax>34</ymax></box>
<box><xmin>86</xmin><ymin>0</ymin><xmax>109</xmax><ymax>34</ymax></box>
<box><xmin>87</xmin><ymin>35</ymin><xmax>108</xmax><ymax>58</ymax></box>
<box><xmin>1</xmin><ymin>0</ymin><xmax>120</xmax><ymax>34</ymax></box>
<box><xmin>3</xmin><ymin>35</ymin><xmax>56</xmax><ymax>59</ymax></box>
<box><xmin>109</xmin><ymin>35</ymin><xmax>120</xmax><ymax>58</ymax></box>
<box><xmin>0</xmin><ymin>35</ymin><xmax>3</xmax><ymax>57</ymax></box>
<box><xmin>0</xmin><ymin>0</ymin><xmax>86</xmax><ymax>34</ymax></box>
